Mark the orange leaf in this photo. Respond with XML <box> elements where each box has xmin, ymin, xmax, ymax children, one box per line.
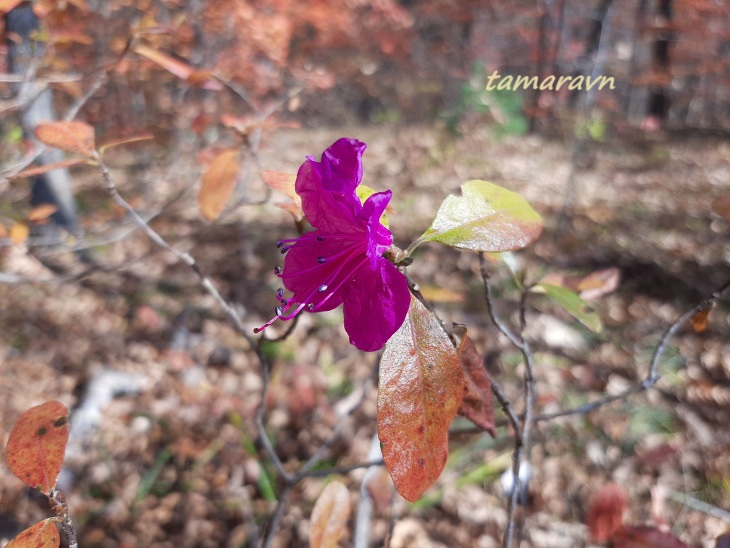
<box><xmin>378</xmin><ymin>295</ymin><xmax>464</xmax><ymax>502</ymax></box>
<box><xmin>9</xmin><ymin>223</ymin><xmax>29</xmax><ymax>244</ymax></box>
<box><xmin>6</xmin><ymin>519</ymin><xmax>60</xmax><ymax>548</ymax></box>
<box><xmin>27</xmin><ymin>204</ymin><xmax>57</xmax><ymax>222</ymax></box>
<box><xmin>690</xmin><ymin>306</ymin><xmax>712</xmax><ymax>333</ymax></box>
<box><xmin>309</xmin><ymin>481</ymin><xmax>351</xmax><ymax>548</ymax></box>
<box><xmin>6</xmin><ymin>401</ymin><xmax>71</xmax><ymax>495</ymax></box>
<box><xmin>133</xmin><ymin>44</ymin><xmax>223</xmax><ymax>90</ymax></box>
<box><xmin>35</xmin><ymin>121</ymin><xmax>95</xmax><ymax>156</ymax></box>
<box><xmin>10</xmin><ymin>157</ymin><xmax>89</xmax><ymax>179</ymax></box>
<box><xmin>456</xmin><ymin>330</ymin><xmax>496</xmax><ymax>436</ymax></box>
<box><xmin>611</xmin><ymin>525</ymin><xmax>689</xmax><ymax>548</ymax></box>
<box><xmin>586</xmin><ymin>483</ymin><xmax>627</xmax><ymax>541</ymax></box>
<box><xmin>198</xmin><ymin>148</ymin><xmax>240</xmax><ymax>221</ymax></box>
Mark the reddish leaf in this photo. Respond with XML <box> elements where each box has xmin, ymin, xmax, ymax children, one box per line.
<box><xmin>456</xmin><ymin>330</ymin><xmax>496</xmax><ymax>436</ymax></box>
<box><xmin>690</xmin><ymin>306</ymin><xmax>712</xmax><ymax>333</ymax></box>
<box><xmin>378</xmin><ymin>295</ymin><xmax>464</xmax><ymax>502</ymax></box>
<box><xmin>711</xmin><ymin>195</ymin><xmax>730</xmax><ymax>221</ymax></box>
<box><xmin>586</xmin><ymin>483</ymin><xmax>627</xmax><ymax>541</ymax></box>
<box><xmin>35</xmin><ymin>121</ymin><xmax>95</xmax><ymax>156</ymax></box>
<box><xmin>309</xmin><ymin>481</ymin><xmax>351</xmax><ymax>548</ymax></box>
<box><xmin>6</xmin><ymin>401</ymin><xmax>70</xmax><ymax>495</ymax></box>
<box><xmin>9</xmin><ymin>157</ymin><xmax>89</xmax><ymax>180</ymax></box>
<box><xmin>6</xmin><ymin>519</ymin><xmax>60</xmax><ymax>548</ymax></box>
<box><xmin>611</xmin><ymin>526</ymin><xmax>689</xmax><ymax>548</ymax></box>
<box><xmin>198</xmin><ymin>148</ymin><xmax>240</xmax><ymax>222</ymax></box>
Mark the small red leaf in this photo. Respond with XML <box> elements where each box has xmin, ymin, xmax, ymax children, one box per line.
<box><xmin>309</xmin><ymin>481</ymin><xmax>351</xmax><ymax>548</ymax></box>
<box><xmin>198</xmin><ymin>148</ymin><xmax>240</xmax><ymax>221</ymax></box>
<box><xmin>456</xmin><ymin>330</ymin><xmax>496</xmax><ymax>436</ymax></box>
<box><xmin>378</xmin><ymin>295</ymin><xmax>464</xmax><ymax>502</ymax></box>
<box><xmin>611</xmin><ymin>525</ymin><xmax>689</xmax><ymax>548</ymax></box>
<box><xmin>586</xmin><ymin>483</ymin><xmax>627</xmax><ymax>541</ymax></box>
<box><xmin>6</xmin><ymin>519</ymin><xmax>60</xmax><ymax>548</ymax></box>
<box><xmin>576</xmin><ymin>267</ymin><xmax>621</xmax><ymax>300</ymax></box>
<box><xmin>6</xmin><ymin>401</ymin><xmax>71</xmax><ymax>495</ymax></box>
<box><xmin>35</xmin><ymin>121</ymin><xmax>95</xmax><ymax>156</ymax></box>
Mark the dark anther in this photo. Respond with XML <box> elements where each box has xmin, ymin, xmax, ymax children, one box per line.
<box><xmin>318</xmin><ymin>284</ymin><xmax>328</xmax><ymax>292</ymax></box>
<box><xmin>276</xmin><ymin>241</ymin><xmax>284</xmax><ymax>248</ymax></box>
<box><xmin>274</xmin><ymin>266</ymin><xmax>282</xmax><ymax>275</ymax></box>
<box><xmin>307</xmin><ymin>303</ymin><xmax>315</xmax><ymax>310</ymax></box>
<box><xmin>316</xmin><ymin>236</ymin><xmax>324</xmax><ymax>241</ymax></box>
<box><xmin>280</xmin><ymin>246</ymin><xmax>290</xmax><ymax>254</ymax></box>
<box><xmin>317</xmin><ymin>257</ymin><xmax>326</xmax><ymax>264</ymax></box>
<box><xmin>275</xmin><ymin>305</ymin><xmax>284</xmax><ymax>317</ymax></box>
<box><xmin>276</xmin><ymin>288</ymin><xmax>284</xmax><ymax>299</ymax></box>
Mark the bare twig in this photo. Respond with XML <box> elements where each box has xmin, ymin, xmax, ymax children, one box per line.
<box><xmin>479</xmin><ymin>252</ymin><xmax>536</xmax><ymax>548</ymax></box>
<box><xmin>535</xmin><ymin>278</ymin><xmax>730</xmax><ymax>422</ymax></box>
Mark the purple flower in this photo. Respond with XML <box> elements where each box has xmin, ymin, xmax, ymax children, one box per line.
<box><xmin>255</xmin><ymin>138</ymin><xmax>410</xmax><ymax>352</ymax></box>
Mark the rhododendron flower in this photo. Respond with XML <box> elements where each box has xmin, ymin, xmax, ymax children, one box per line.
<box><xmin>255</xmin><ymin>138</ymin><xmax>410</xmax><ymax>352</ymax></box>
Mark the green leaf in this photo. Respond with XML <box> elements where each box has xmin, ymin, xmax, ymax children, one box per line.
<box><xmin>408</xmin><ymin>180</ymin><xmax>542</xmax><ymax>254</ymax></box>
<box><xmin>378</xmin><ymin>295</ymin><xmax>464</xmax><ymax>502</ymax></box>
<box><xmin>536</xmin><ymin>283</ymin><xmax>602</xmax><ymax>332</ymax></box>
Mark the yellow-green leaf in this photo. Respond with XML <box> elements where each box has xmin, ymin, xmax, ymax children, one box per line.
<box><xmin>410</xmin><ymin>180</ymin><xmax>542</xmax><ymax>253</ymax></box>
<box><xmin>535</xmin><ymin>283</ymin><xmax>602</xmax><ymax>332</ymax></box>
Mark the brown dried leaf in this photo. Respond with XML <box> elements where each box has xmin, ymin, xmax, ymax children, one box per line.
<box><xmin>6</xmin><ymin>519</ymin><xmax>60</xmax><ymax>548</ymax></box>
<box><xmin>456</xmin><ymin>330</ymin><xmax>496</xmax><ymax>436</ymax></box>
<box><xmin>27</xmin><ymin>204</ymin><xmax>57</xmax><ymax>222</ymax></box>
<box><xmin>309</xmin><ymin>481</ymin><xmax>350</xmax><ymax>548</ymax></box>
<box><xmin>577</xmin><ymin>267</ymin><xmax>621</xmax><ymax>300</ymax></box>
<box><xmin>6</xmin><ymin>401</ymin><xmax>70</xmax><ymax>495</ymax></box>
<box><xmin>586</xmin><ymin>483</ymin><xmax>627</xmax><ymax>541</ymax></box>
<box><xmin>378</xmin><ymin>295</ymin><xmax>464</xmax><ymax>502</ymax></box>
<box><xmin>133</xmin><ymin>44</ymin><xmax>223</xmax><ymax>90</ymax></box>
<box><xmin>35</xmin><ymin>121</ymin><xmax>95</xmax><ymax>156</ymax></box>
<box><xmin>198</xmin><ymin>148</ymin><xmax>240</xmax><ymax>222</ymax></box>
<box><xmin>711</xmin><ymin>195</ymin><xmax>730</xmax><ymax>221</ymax></box>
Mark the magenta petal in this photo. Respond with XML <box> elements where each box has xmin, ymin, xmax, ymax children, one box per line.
<box><xmin>296</xmin><ymin>153</ymin><xmax>363</xmax><ymax>233</ymax></box>
<box><xmin>342</xmin><ymin>258</ymin><xmax>410</xmax><ymax>352</ymax></box>
<box><xmin>320</xmin><ymin>138</ymin><xmax>366</xmax><ymax>193</ymax></box>
<box><xmin>360</xmin><ymin>190</ymin><xmax>394</xmax><ymax>266</ymax></box>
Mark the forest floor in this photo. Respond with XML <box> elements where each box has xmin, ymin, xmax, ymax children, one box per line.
<box><xmin>1</xmin><ymin>123</ymin><xmax>729</xmax><ymax>547</ymax></box>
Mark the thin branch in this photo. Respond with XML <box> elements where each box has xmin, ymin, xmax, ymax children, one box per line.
<box><xmin>536</xmin><ymin>278</ymin><xmax>730</xmax><ymax>422</ymax></box>
<box><xmin>479</xmin><ymin>253</ymin><xmax>536</xmax><ymax>548</ymax></box>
